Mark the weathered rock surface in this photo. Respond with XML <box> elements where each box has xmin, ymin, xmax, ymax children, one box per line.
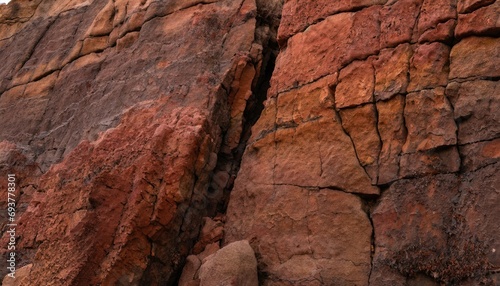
<box><xmin>225</xmin><ymin>0</ymin><xmax>500</xmax><ymax>285</ymax></box>
<box><xmin>1</xmin><ymin>0</ymin><xmax>499</xmax><ymax>285</ymax></box>
<box><xmin>2</xmin><ymin>264</ymin><xmax>32</xmax><ymax>286</ymax></box>
<box><xmin>179</xmin><ymin>240</ymin><xmax>258</xmax><ymax>286</ymax></box>
<box><xmin>0</xmin><ymin>0</ymin><xmax>272</xmax><ymax>284</ymax></box>
<box><xmin>198</xmin><ymin>240</ymin><xmax>258</xmax><ymax>286</ymax></box>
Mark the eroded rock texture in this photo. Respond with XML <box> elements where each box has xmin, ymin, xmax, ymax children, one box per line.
<box><xmin>0</xmin><ymin>0</ymin><xmax>275</xmax><ymax>284</ymax></box>
<box><xmin>0</xmin><ymin>0</ymin><xmax>498</xmax><ymax>285</ymax></box>
<box><xmin>225</xmin><ymin>0</ymin><xmax>500</xmax><ymax>285</ymax></box>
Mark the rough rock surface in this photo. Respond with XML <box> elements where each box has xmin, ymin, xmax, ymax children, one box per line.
<box><xmin>225</xmin><ymin>0</ymin><xmax>500</xmax><ymax>285</ymax></box>
<box><xmin>0</xmin><ymin>0</ymin><xmax>273</xmax><ymax>284</ymax></box>
<box><xmin>179</xmin><ymin>240</ymin><xmax>258</xmax><ymax>286</ymax></box>
<box><xmin>0</xmin><ymin>0</ymin><xmax>499</xmax><ymax>285</ymax></box>
<box><xmin>198</xmin><ymin>240</ymin><xmax>258</xmax><ymax>286</ymax></box>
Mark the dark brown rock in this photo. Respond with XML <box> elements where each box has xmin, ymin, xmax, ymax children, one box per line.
<box><xmin>371</xmin><ymin>174</ymin><xmax>460</xmax><ymax>284</ymax></box>
<box><xmin>456</xmin><ymin>163</ymin><xmax>500</xmax><ymax>269</ymax></box>
<box><xmin>459</xmin><ymin>139</ymin><xmax>500</xmax><ymax>172</ymax></box>
<box><xmin>399</xmin><ymin>146</ymin><xmax>461</xmax><ymax>178</ymax></box>
<box><xmin>446</xmin><ymin>80</ymin><xmax>500</xmax><ymax>144</ymax></box>
<box><xmin>192</xmin><ymin>217</ymin><xmax>224</xmax><ymax>255</ymax></box>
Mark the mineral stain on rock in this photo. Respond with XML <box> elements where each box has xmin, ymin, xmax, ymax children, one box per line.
<box><xmin>0</xmin><ymin>0</ymin><xmax>498</xmax><ymax>285</ymax></box>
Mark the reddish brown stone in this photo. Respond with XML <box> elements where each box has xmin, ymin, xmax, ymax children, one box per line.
<box><xmin>380</xmin><ymin>0</ymin><xmax>423</xmax><ymax>48</ymax></box>
<box><xmin>271</xmin><ymin>12</ymin><xmax>351</xmax><ymax>95</ymax></box>
<box><xmin>271</xmin><ymin>9</ymin><xmax>380</xmax><ymax>95</ymax></box>
<box><xmin>2</xmin><ymin>0</ymin><xmax>499</xmax><ymax>284</ymax></box>
<box><xmin>417</xmin><ymin>0</ymin><xmax>456</xmax><ymax>37</ymax></box>
<box><xmin>278</xmin><ymin>0</ymin><xmax>387</xmax><ymax>44</ymax></box>
<box><xmin>225</xmin><ymin>186</ymin><xmax>372</xmax><ymax>285</ymax></box>
<box><xmin>446</xmin><ymin>80</ymin><xmax>500</xmax><ymax>144</ymax></box>
<box><xmin>455</xmin><ymin>1</ymin><xmax>500</xmax><ymax>39</ymax></box>
<box><xmin>457</xmin><ymin>0</ymin><xmax>495</xmax><ymax>14</ymax></box>
<box><xmin>192</xmin><ymin>217</ymin><xmax>224</xmax><ymax>254</ymax></box>
<box><xmin>347</xmin><ymin>5</ymin><xmax>382</xmax><ymax>61</ymax></box>
<box><xmin>377</xmin><ymin>95</ymin><xmax>406</xmax><ymax>184</ymax></box>
<box><xmin>1</xmin><ymin>105</ymin><xmax>222</xmax><ymax>286</ymax></box>
<box><xmin>399</xmin><ymin>146</ymin><xmax>461</xmax><ymax>178</ymax></box>
<box><xmin>408</xmin><ymin>42</ymin><xmax>450</xmax><ymax>92</ymax></box>
<box><xmin>339</xmin><ymin>104</ymin><xmax>381</xmax><ymax>183</ymax></box>
<box><xmin>222</xmin><ymin>59</ymin><xmax>256</xmax><ymax>154</ymax></box>
<box><xmin>418</xmin><ymin>19</ymin><xmax>456</xmax><ymax>43</ymax></box>
<box><xmin>459</xmin><ymin>139</ymin><xmax>500</xmax><ymax>172</ymax></box>
<box><xmin>272</xmin><ymin>79</ymin><xmax>378</xmax><ymax>194</ymax></box>
<box><xmin>0</xmin><ymin>0</ymin><xmax>42</xmax><ymax>40</ymax></box>
<box><xmin>80</xmin><ymin>36</ymin><xmax>109</xmax><ymax>56</ymax></box>
<box><xmin>276</xmin><ymin>75</ymin><xmax>337</xmax><ymax>128</ymax></box>
<box><xmin>87</xmin><ymin>0</ymin><xmax>114</xmax><ymax>36</ymax></box>
<box><xmin>273</xmin><ymin>118</ymin><xmax>379</xmax><ymax>194</ymax></box>
<box><xmin>449</xmin><ymin>37</ymin><xmax>500</xmax><ymax>80</ymax></box>
<box><xmin>116</xmin><ymin>31</ymin><xmax>140</xmax><ymax>50</ymax></box>
<box><xmin>374</xmin><ymin>44</ymin><xmax>412</xmax><ymax>101</ymax></box>
<box><xmin>335</xmin><ymin>58</ymin><xmax>375</xmax><ymax>108</ymax></box>
<box><xmin>403</xmin><ymin>88</ymin><xmax>457</xmax><ymax>153</ymax></box>
<box><xmin>247</xmin><ymin>96</ymin><xmax>278</xmax><ymax>144</ymax></box>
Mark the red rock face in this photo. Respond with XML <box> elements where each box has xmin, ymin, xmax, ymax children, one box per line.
<box><xmin>225</xmin><ymin>0</ymin><xmax>500</xmax><ymax>285</ymax></box>
<box><xmin>0</xmin><ymin>0</ymin><xmax>269</xmax><ymax>284</ymax></box>
<box><xmin>1</xmin><ymin>0</ymin><xmax>499</xmax><ymax>285</ymax></box>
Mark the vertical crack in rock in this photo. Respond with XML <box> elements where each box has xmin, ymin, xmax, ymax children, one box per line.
<box><xmin>218</xmin><ymin>51</ymin><xmax>276</xmax><ymax>213</ymax></box>
<box><xmin>209</xmin><ymin>0</ymin><xmax>282</xmax><ymax>215</ymax></box>
<box><xmin>174</xmin><ymin>0</ymin><xmax>283</xmax><ymax>283</ymax></box>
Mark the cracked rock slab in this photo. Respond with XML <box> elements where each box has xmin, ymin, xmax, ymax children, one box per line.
<box><xmin>225</xmin><ymin>186</ymin><xmax>372</xmax><ymax>285</ymax></box>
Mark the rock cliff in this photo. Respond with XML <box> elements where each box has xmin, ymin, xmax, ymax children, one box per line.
<box><xmin>0</xmin><ymin>0</ymin><xmax>498</xmax><ymax>285</ymax></box>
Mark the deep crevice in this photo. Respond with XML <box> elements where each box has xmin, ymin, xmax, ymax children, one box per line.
<box><xmin>216</xmin><ymin>43</ymin><xmax>277</xmax><ymax>215</ymax></box>
<box><xmin>172</xmin><ymin>2</ymin><xmax>282</xmax><ymax>284</ymax></box>
<box><xmin>212</xmin><ymin>0</ymin><xmax>281</xmax><ymax>215</ymax></box>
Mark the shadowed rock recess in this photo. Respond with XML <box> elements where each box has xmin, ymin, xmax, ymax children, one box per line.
<box><xmin>0</xmin><ymin>0</ymin><xmax>498</xmax><ymax>285</ymax></box>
